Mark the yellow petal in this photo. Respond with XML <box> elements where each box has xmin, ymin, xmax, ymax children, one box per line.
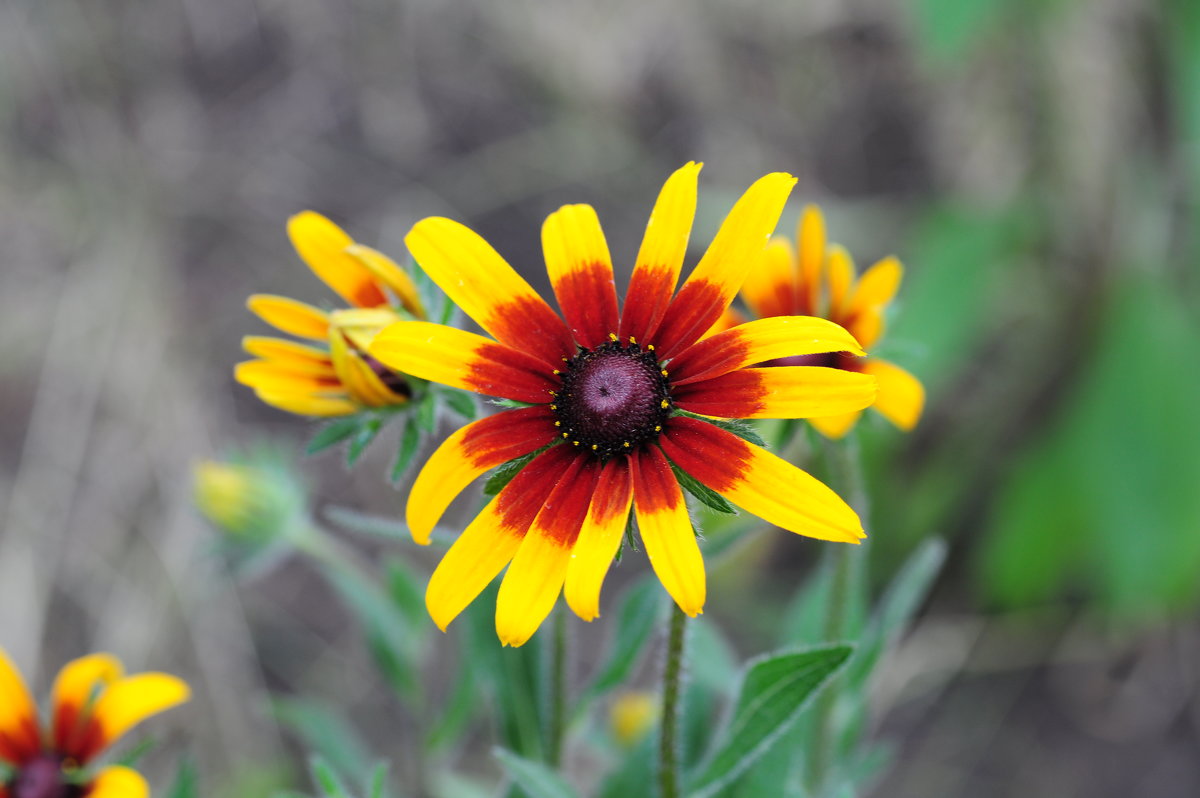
<box><xmin>661</xmin><ymin>417</ymin><xmax>864</xmax><ymax>543</ymax></box>
<box><xmin>542</xmin><ymin>204</ymin><xmax>619</xmax><ymax>347</ymax></box>
<box><xmin>288</xmin><ymin>212</ymin><xmax>388</xmax><ymax>308</ymax></box>
<box><xmin>864</xmin><ymin>359</ymin><xmax>924</xmax><ymax>431</ymax></box>
<box><xmin>405</xmin><ymin>217</ymin><xmax>574</xmax><ymax>365</ymax></box>
<box><xmin>848</xmin><ymin>256</ymin><xmax>903</xmax><ymax>314</ymax></box>
<box><xmin>631</xmin><ymin>447</ymin><xmax>705</xmax><ymax>616</ymax></box>
<box><xmin>796</xmin><ymin>205</ymin><xmax>826</xmax><ymax>314</ymax></box>
<box><xmin>620</xmin><ymin>162</ymin><xmax>702</xmax><ymax>342</ymax></box>
<box><xmin>247</xmin><ymin>295</ymin><xmax>331</xmax><ymax>341</ymax></box>
<box><xmin>329</xmin><ymin>331</ymin><xmax>406</xmax><ymax>408</ymax></box>
<box><xmin>742</xmin><ymin>238</ymin><xmax>797</xmax><ymax>319</ymax></box>
<box><xmin>848</xmin><ymin>308</ymin><xmax>884</xmax><ymax>350</ymax></box>
<box><xmin>234</xmin><ymin>360</ymin><xmax>341</xmax><ymax>394</ymax></box>
<box><xmin>564</xmin><ymin>457</ymin><xmax>635</xmax><ymax>621</ymax></box>
<box><xmin>369</xmin><ymin>321</ymin><xmax>557</xmax><ymax>404</ymax></box>
<box><xmin>90</xmin><ymin>673</ymin><xmax>190</xmax><ymax>753</ymax></box>
<box><xmin>808</xmin><ymin>411</ymin><xmax>862</xmax><ymax>439</ymax></box>
<box><xmin>253</xmin><ymin>390</ymin><xmax>358</xmax><ymax>417</ymax></box>
<box><xmin>0</xmin><ymin>648</ymin><xmax>38</xmax><ymax>765</ymax></box>
<box><xmin>241</xmin><ymin>337</ymin><xmax>333</xmax><ymax>372</ymax></box>
<box><xmin>673</xmin><ymin>366</ymin><xmax>877</xmax><ymax>419</ymax></box>
<box><xmin>826</xmin><ymin>245</ymin><xmax>855</xmax><ymax>321</ymax></box>
<box><xmin>655</xmin><ymin>171</ymin><xmax>797</xmax><ymax>355</ymax></box>
<box><xmin>85</xmin><ymin>766</ymin><xmax>149</xmax><ymax>798</ymax></box>
<box><xmin>669</xmin><ymin>316</ymin><xmax>865</xmax><ymax>385</ymax></box>
<box><xmin>52</xmin><ymin>653</ymin><xmax>123</xmax><ymax>724</ymax></box>
<box><xmin>345</xmin><ymin>243</ymin><xmax>425</xmax><ymax>317</ymax></box>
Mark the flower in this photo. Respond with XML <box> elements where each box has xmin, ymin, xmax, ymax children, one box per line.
<box><xmin>739</xmin><ymin>205</ymin><xmax>924</xmax><ymax>438</ymax></box>
<box><xmin>237</xmin><ymin>212</ymin><xmax>425</xmax><ymax>417</ymax></box>
<box><xmin>194</xmin><ymin>455</ymin><xmax>306</xmax><ymax>545</ymax></box>
<box><xmin>369</xmin><ymin>163</ymin><xmax>877</xmax><ymax>646</ymax></box>
<box><xmin>0</xmin><ymin>650</ymin><xmax>190</xmax><ymax>798</ymax></box>
<box><xmin>610</xmin><ymin>692</ymin><xmax>658</xmax><ymax>747</ymax></box>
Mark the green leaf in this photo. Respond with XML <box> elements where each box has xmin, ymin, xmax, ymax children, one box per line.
<box><xmin>674</xmin><ymin>411</ymin><xmax>767</xmax><ymax>448</ymax></box>
<box><xmin>307</xmin><ymin>418</ymin><xmax>364</xmax><ymax>456</ymax></box>
<box><xmin>688</xmin><ymin>645</ymin><xmax>853</xmax><ymax>798</ymax></box>
<box><xmin>113</xmin><ymin>735</ymin><xmax>157</xmax><ymax>767</ymax></box>
<box><xmin>165</xmin><ymin>757</ymin><xmax>199</xmax><ymax>798</ymax></box>
<box><xmin>385</xmin><ymin>558</ymin><xmax>427</xmax><ymax>628</ymax></box>
<box><xmin>390</xmin><ymin>420</ymin><xmax>422</xmax><ymax>483</ymax></box>
<box><xmin>577</xmin><ymin>578</ymin><xmax>661</xmax><ymax>707</ymax></box>
<box><xmin>346</xmin><ymin>418</ymin><xmax>383</xmax><ymax>467</ymax></box>
<box><xmin>270</xmin><ymin>699</ymin><xmax>372</xmax><ymax>783</ymax></box>
<box><xmin>484</xmin><ymin>452</ymin><xmax>537</xmax><ymax>496</ymax></box>
<box><xmin>441</xmin><ymin>389</ymin><xmax>477</xmax><ymax>420</ymax></box>
<box><xmin>596</xmin><ymin>735</ymin><xmax>655</xmax><ymax>798</ymax></box>
<box><xmin>368</xmin><ymin>762</ymin><xmax>389</xmax><ymax>798</ymax></box>
<box><xmin>426</xmin><ymin>654</ymin><xmax>478</xmax><ymax>751</ymax></box>
<box><xmin>493</xmin><ymin>748</ymin><xmax>580</xmax><ymax>798</ymax></box>
<box><xmin>322</xmin><ymin>564</ymin><xmax>420</xmax><ymax>698</ymax></box>
<box><xmin>416</xmin><ymin>393</ymin><xmax>438</xmax><ymax>433</ymax></box>
<box><xmin>310</xmin><ymin>755</ymin><xmax>352</xmax><ymax>797</ymax></box>
<box><xmin>670</xmin><ymin>463</ymin><xmax>736</xmax><ymax>515</ymax></box>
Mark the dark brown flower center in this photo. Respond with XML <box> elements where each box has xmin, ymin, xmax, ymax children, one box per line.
<box><xmin>552</xmin><ymin>339</ymin><xmax>672</xmax><ymax>458</ymax></box>
<box><xmin>10</xmin><ymin>756</ymin><xmax>83</xmax><ymax>798</ymax></box>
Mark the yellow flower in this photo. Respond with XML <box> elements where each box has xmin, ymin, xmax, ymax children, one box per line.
<box><xmin>194</xmin><ymin>458</ymin><xmax>304</xmax><ymax>544</ymax></box>
<box><xmin>369</xmin><ymin>164</ymin><xmax>877</xmax><ymax>646</ymax></box>
<box><xmin>237</xmin><ymin>212</ymin><xmax>425</xmax><ymax>417</ymax></box>
<box><xmin>0</xmin><ymin>650</ymin><xmax>190</xmax><ymax>798</ymax></box>
<box><xmin>610</xmin><ymin>691</ymin><xmax>658</xmax><ymax>747</ymax></box>
<box><xmin>739</xmin><ymin>204</ymin><xmax>924</xmax><ymax>438</ymax></box>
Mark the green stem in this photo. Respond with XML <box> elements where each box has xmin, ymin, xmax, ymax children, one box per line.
<box><xmin>659</xmin><ymin>604</ymin><xmax>689</xmax><ymax>798</ymax></box>
<box><xmin>547</xmin><ymin>608</ymin><xmax>568</xmax><ymax>766</ymax></box>
<box><xmin>808</xmin><ymin>435</ymin><xmax>870</xmax><ymax>797</ymax></box>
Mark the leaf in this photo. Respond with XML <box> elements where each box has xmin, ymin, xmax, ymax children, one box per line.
<box><xmin>441</xmin><ymin>388</ymin><xmax>478</xmax><ymax>420</ymax></box>
<box><xmin>416</xmin><ymin>393</ymin><xmax>438</xmax><ymax>433</ymax></box>
<box><xmin>310</xmin><ymin>755</ymin><xmax>353</xmax><ymax>798</ymax></box>
<box><xmin>426</xmin><ymin>655</ymin><xmax>478</xmax><ymax>751</ymax></box>
<box><xmin>385</xmin><ymin>558</ymin><xmax>427</xmax><ymax>628</ymax></box>
<box><xmin>670</xmin><ymin>462</ymin><xmax>737</xmax><ymax>515</ymax></box>
<box><xmin>307</xmin><ymin>418</ymin><xmax>364</xmax><ymax>456</ymax></box>
<box><xmin>113</xmin><ymin>735</ymin><xmax>157</xmax><ymax>767</ymax></box>
<box><xmin>577</xmin><ymin>578</ymin><xmax>661</xmax><ymax>707</ymax></box>
<box><xmin>323</xmin><ymin>564</ymin><xmax>420</xmax><ymax>698</ymax></box>
<box><xmin>483</xmin><ymin>453</ymin><xmax>537</xmax><ymax>496</ymax></box>
<box><xmin>674</xmin><ymin>410</ymin><xmax>767</xmax><ymax>448</ymax></box>
<box><xmin>346</xmin><ymin>418</ymin><xmax>383</xmax><ymax>467</ymax></box>
<box><xmin>390</xmin><ymin>419</ymin><xmax>422</xmax><ymax>483</ymax></box>
<box><xmin>165</xmin><ymin>757</ymin><xmax>199</xmax><ymax>798</ymax></box>
<box><xmin>596</xmin><ymin>735</ymin><xmax>655</xmax><ymax>798</ymax></box>
<box><xmin>270</xmin><ymin>699</ymin><xmax>372</xmax><ymax>783</ymax></box>
<box><xmin>368</xmin><ymin>762</ymin><xmax>389</xmax><ymax>798</ymax></box>
<box><xmin>493</xmin><ymin>748</ymin><xmax>580</xmax><ymax>798</ymax></box>
<box><xmin>688</xmin><ymin>645</ymin><xmax>854</xmax><ymax>798</ymax></box>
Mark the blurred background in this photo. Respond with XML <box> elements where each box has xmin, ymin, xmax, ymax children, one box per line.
<box><xmin>1</xmin><ymin>0</ymin><xmax>1198</xmax><ymax>795</ymax></box>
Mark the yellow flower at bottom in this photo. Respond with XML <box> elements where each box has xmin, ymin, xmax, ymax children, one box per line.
<box><xmin>739</xmin><ymin>204</ymin><xmax>925</xmax><ymax>438</ymax></box>
<box><xmin>237</xmin><ymin>212</ymin><xmax>425</xmax><ymax>417</ymax></box>
<box><xmin>610</xmin><ymin>691</ymin><xmax>659</xmax><ymax>747</ymax></box>
<box><xmin>0</xmin><ymin>649</ymin><xmax>189</xmax><ymax>798</ymax></box>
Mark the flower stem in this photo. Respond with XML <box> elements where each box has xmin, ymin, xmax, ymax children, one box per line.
<box><xmin>808</xmin><ymin>434</ymin><xmax>870</xmax><ymax>797</ymax></box>
<box><xmin>659</xmin><ymin>604</ymin><xmax>689</xmax><ymax>798</ymax></box>
<box><xmin>547</xmin><ymin>608</ymin><xmax>568</xmax><ymax>766</ymax></box>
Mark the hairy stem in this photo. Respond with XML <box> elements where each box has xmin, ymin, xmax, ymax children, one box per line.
<box><xmin>659</xmin><ymin>604</ymin><xmax>689</xmax><ymax>798</ymax></box>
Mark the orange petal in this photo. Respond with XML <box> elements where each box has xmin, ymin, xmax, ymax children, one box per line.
<box><xmin>826</xmin><ymin>244</ymin><xmax>856</xmax><ymax>322</ymax></box>
<box><xmin>668</xmin><ymin>316</ymin><xmax>865</xmax><ymax>385</ymax></box>
<box><xmin>654</xmin><ymin>172</ymin><xmax>797</xmax><ymax>357</ymax></box>
<box><xmin>620</xmin><ymin>162</ymin><xmax>702</xmax><ymax>343</ymax></box>
<box><xmin>661</xmin><ymin>416</ymin><xmax>864</xmax><ymax>543</ymax></box>
<box><xmin>82</xmin><ymin>672</ymin><xmax>190</xmax><ymax>760</ymax></box>
<box><xmin>405</xmin><ymin>217</ymin><xmax>575</xmax><ymax>365</ymax></box>
<box><xmin>406</xmin><ymin>407</ymin><xmax>558</xmax><ymax>545</ymax></box>
<box><xmin>565</xmin><ymin>457</ymin><xmax>635</xmax><ymax>621</ymax></box>
<box><xmin>543</xmin><ymin>204</ymin><xmax>620</xmax><ymax>348</ymax></box>
<box><xmin>848</xmin><ymin>256</ymin><xmax>903</xmax><ymax>315</ymax></box>
<box><xmin>0</xmin><ymin>648</ymin><xmax>39</xmax><ymax>765</ymax></box>
<box><xmin>370</xmin><ymin>321</ymin><xmax>558</xmax><ymax>404</ymax></box>
<box><xmin>631</xmin><ymin>446</ymin><xmax>705</xmax><ymax>616</ymax></box>
<box><xmin>287</xmin><ymin>211</ymin><xmax>388</xmax><ymax>308</ymax></box>
<box><xmin>253</xmin><ymin>390</ymin><xmax>358</xmax><ymax>417</ymax></box>
<box><xmin>247</xmin><ymin>295</ymin><xmax>331</xmax><ymax>340</ymax></box>
<box><xmin>425</xmin><ymin>445</ymin><xmax>576</xmax><ymax>631</ymax></box>
<box><xmin>742</xmin><ymin>238</ymin><xmax>797</xmax><ymax>319</ymax></box>
<box><xmin>496</xmin><ymin>457</ymin><xmax>600</xmax><ymax>646</ymax></box>
<box><xmin>85</xmin><ymin>766</ymin><xmax>149</xmax><ymax>798</ymax></box>
<box><xmin>864</xmin><ymin>359</ymin><xmax>924</xmax><ymax>431</ymax></box>
<box><xmin>673</xmin><ymin>366</ymin><xmax>876</xmax><ymax>419</ymax></box>
<box><xmin>345</xmin><ymin>243</ymin><xmax>425</xmax><ymax>317</ymax></box>
<box><xmin>796</xmin><ymin>205</ymin><xmax>826</xmax><ymax>315</ymax></box>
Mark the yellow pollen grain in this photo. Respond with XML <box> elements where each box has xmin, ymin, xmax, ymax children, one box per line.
<box><xmin>609</xmin><ymin>332</ymin><xmax>618</xmax><ymax>341</ymax></box>
<box><xmin>654</xmin><ymin>425</ymin><xmax>662</xmax><ymax>432</ymax></box>
<box><xmin>623</xmin><ymin>441</ymin><xmax>631</xmax><ymax>448</ymax></box>
<box><xmin>573</xmin><ymin>441</ymin><xmax>580</xmax><ymax>446</ymax></box>
<box><xmin>553</xmin><ymin>369</ymin><xmax>561</xmax><ymax>375</ymax></box>
<box><xmin>660</xmin><ymin>369</ymin><xmax>669</xmax><ymax>377</ymax></box>
<box><xmin>554</xmin><ymin>421</ymin><xmax>561</xmax><ymax>427</ymax></box>
<box><xmin>629</xmin><ymin>336</ymin><xmax>637</xmax><ymax>344</ymax></box>
<box><xmin>592</xmin><ymin>444</ymin><xmax>598</xmax><ymax>451</ymax></box>
<box><xmin>660</xmin><ymin>399</ymin><xmax>669</xmax><ymax>409</ymax></box>
<box><xmin>647</xmin><ymin>344</ymin><xmax>655</xmax><ymax>351</ymax></box>
<box><xmin>550</xmin><ymin>404</ymin><xmax>557</xmax><ymax>410</ymax></box>
<box><xmin>562</xmin><ymin>432</ymin><xmax>569</xmax><ymax>439</ymax></box>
